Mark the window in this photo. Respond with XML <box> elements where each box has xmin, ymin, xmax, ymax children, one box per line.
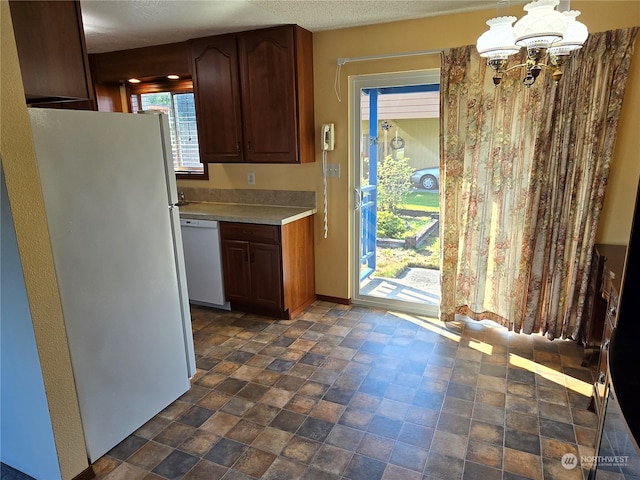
<box><xmin>128</xmin><ymin>80</ymin><xmax>207</xmax><ymax>179</ymax></box>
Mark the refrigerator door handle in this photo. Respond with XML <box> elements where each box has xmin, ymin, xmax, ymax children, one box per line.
<box><xmin>156</xmin><ymin>113</ymin><xmax>179</xmax><ymax>205</ymax></box>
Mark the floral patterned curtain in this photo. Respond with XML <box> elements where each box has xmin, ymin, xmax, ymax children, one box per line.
<box><xmin>440</xmin><ymin>28</ymin><xmax>639</xmax><ymax>337</ymax></box>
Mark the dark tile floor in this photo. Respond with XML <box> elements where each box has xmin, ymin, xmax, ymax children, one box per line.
<box><xmin>93</xmin><ymin>302</ymin><xmax>599</xmax><ymax>480</ymax></box>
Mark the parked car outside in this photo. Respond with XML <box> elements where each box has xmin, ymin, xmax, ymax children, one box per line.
<box><xmin>410</xmin><ymin>167</ymin><xmax>439</xmax><ymax>190</ymax></box>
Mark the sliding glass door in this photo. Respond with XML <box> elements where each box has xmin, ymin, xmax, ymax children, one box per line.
<box><xmin>351</xmin><ymin>70</ymin><xmax>441</xmax><ymax>317</ymax></box>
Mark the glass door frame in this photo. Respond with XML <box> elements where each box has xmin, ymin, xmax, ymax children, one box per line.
<box><xmin>350</xmin><ymin>69</ymin><xmax>441</xmax><ymax>317</ymax></box>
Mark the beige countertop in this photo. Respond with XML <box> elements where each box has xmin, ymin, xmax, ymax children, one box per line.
<box><xmin>178</xmin><ymin>202</ymin><xmax>316</xmax><ymax>225</ymax></box>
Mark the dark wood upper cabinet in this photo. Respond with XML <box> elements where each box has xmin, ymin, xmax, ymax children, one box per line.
<box><xmin>189</xmin><ymin>25</ymin><xmax>315</xmax><ymax>164</ymax></box>
<box><xmin>189</xmin><ymin>34</ymin><xmax>244</xmax><ymax>163</ymax></box>
<box><xmin>9</xmin><ymin>1</ymin><xmax>94</xmax><ymax>105</ymax></box>
<box><xmin>238</xmin><ymin>27</ymin><xmax>298</xmax><ymax>163</ymax></box>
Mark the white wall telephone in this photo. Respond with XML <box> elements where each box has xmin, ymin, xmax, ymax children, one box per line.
<box><xmin>321</xmin><ymin>123</ymin><xmax>335</xmax><ymax>151</ymax></box>
<box><xmin>320</xmin><ymin>123</ymin><xmax>335</xmax><ymax>239</ymax></box>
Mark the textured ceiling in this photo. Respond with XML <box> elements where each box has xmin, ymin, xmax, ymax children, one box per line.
<box><xmin>80</xmin><ymin>0</ymin><xmax>505</xmax><ymax>53</ymax></box>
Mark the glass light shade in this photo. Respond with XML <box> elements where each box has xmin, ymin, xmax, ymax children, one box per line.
<box><xmin>476</xmin><ymin>16</ymin><xmax>520</xmax><ymax>60</ymax></box>
<box><xmin>513</xmin><ymin>0</ymin><xmax>568</xmax><ymax>48</ymax></box>
<box><xmin>548</xmin><ymin>10</ymin><xmax>588</xmax><ymax>56</ymax></box>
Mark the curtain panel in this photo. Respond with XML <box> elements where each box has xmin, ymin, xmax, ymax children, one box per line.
<box><xmin>440</xmin><ymin>27</ymin><xmax>639</xmax><ymax>338</ymax></box>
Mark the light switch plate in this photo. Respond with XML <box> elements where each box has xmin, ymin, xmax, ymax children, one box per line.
<box><xmin>326</xmin><ymin>163</ymin><xmax>340</xmax><ymax>178</ymax></box>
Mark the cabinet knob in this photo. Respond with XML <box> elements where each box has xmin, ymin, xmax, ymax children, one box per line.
<box><xmin>609</xmin><ymin>306</ymin><xmax>617</xmax><ymax>317</ymax></box>
<box><xmin>603</xmin><ymin>339</ymin><xmax>610</xmax><ymax>352</ymax></box>
<box><xmin>236</xmin><ymin>142</ymin><xmax>241</xmax><ymax>153</ymax></box>
<box><xmin>597</xmin><ymin>372</ymin><xmax>606</xmax><ymax>384</ymax></box>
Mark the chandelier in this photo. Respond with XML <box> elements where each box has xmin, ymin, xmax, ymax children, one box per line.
<box><xmin>476</xmin><ymin>0</ymin><xmax>588</xmax><ymax>87</ymax></box>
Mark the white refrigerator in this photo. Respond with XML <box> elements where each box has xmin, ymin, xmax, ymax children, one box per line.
<box><xmin>28</xmin><ymin>108</ymin><xmax>196</xmax><ymax>462</ymax></box>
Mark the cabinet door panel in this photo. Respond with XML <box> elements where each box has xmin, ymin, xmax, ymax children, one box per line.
<box><xmin>239</xmin><ymin>27</ymin><xmax>298</xmax><ymax>163</ymax></box>
<box><xmin>221</xmin><ymin>240</ymin><xmax>251</xmax><ymax>301</ymax></box>
<box><xmin>251</xmin><ymin>243</ymin><xmax>283</xmax><ymax>309</ymax></box>
<box><xmin>190</xmin><ymin>35</ymin><xmax>244</xmax><ymax>163</ymax></box>
<box><xmin>10</xmin><ymin>0</ymin><xmax>94</xmax><ymax>104</ymax></box>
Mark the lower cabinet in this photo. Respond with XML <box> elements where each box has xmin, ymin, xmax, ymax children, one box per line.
<box><xmin>222</xmin><ymin>238</ymin><xmax>282</xmax><ymax>310</ymax></box>
<box><xmin>220</xmin><ymin>217</ymin><xmax>315</xmax><ymax>319</ymax></box>
<box><xmin>593</xmin><ymin>303</ymin><xmax>615</xmax><ymax>418</ymax></box>
<box><xmin>586</xmin><ymin>245</ymin><xmax>626</xmax><ymax>418</ymax></box>
<box><xmin>582</xmin><ymin>244</ymin><xmax>626</xmax><ymax>366</ymax></box>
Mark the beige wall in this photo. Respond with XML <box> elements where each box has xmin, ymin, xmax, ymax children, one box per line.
<box><xmin>178</xmin><ymin>2</ymin><xmax>640</xmax><ymax>301</ymax></box>
<box><xmin>594</xmin><ymin>2</ymin><xmax>640</xmax><ymax>244</ymax></box>
<box><xmin>0</xmin><ymin>3</ymin><xmax>89</xmax><ymax>478</ymax></box>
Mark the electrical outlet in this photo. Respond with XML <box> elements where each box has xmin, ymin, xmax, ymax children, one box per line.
<box><xmin>326</xmin><ymin>163</ymin><xmax>340</xmax><ymax>178</ymax></box>
<box><xmin>247</xmin><ymin>171</ymin><xmax>255</xmax><ymax>185</ymax></box>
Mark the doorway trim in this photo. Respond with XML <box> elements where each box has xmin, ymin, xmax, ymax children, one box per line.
<box><xmin>350</xmin><ymin>69</ymin><xmax>441</xmax><ymax>317</ymax></box>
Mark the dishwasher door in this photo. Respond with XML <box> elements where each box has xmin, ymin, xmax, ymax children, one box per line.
<box><xmin>180</xmin><ymin>218</ymin><xmax>230</xmax><ymax>310</ymax></box>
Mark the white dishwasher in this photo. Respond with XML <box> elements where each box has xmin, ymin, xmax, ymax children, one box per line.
<box><xmin>179</xmin><ymin>218</ymin><xmax>230</xmax><ymax>310</ymax></box>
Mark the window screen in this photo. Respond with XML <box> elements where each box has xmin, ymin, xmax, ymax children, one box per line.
<box><xmin>128</xmin><ymin>80</ymin><xmax>205</xmax><ymax>177</ymax></box>
<box><xmin>138</xmin><ymin>92</ymin><xmax>201</xmax><ymax>174</ymax></box>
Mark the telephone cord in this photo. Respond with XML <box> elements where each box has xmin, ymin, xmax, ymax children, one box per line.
<box><xmin>322</xmin><ymin>149</ymin><xmax>328</xmax><ymax>239</ymax></box>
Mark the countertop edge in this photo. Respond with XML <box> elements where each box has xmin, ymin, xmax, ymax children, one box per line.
<box><xmin>179</xmin><ymin>204</ymin><xmax>317</xmax><ymax>226</ymax></box>
<box><xmin>280</xmin><ymin>209</ymin><xmax>317</xmax><ymax>225</ymax></box>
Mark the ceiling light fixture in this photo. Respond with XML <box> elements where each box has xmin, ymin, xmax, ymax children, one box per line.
<box><xmin>476</xmin><ymin>0</ymin><xmax>588</xmax><ymax>87</ymax></box>
<box><xmin>167</xmin><ymin>75</ymin><xmax>180</xmax><ymax>80</ymax></box>
<box><xmin>128</xmin><ymin>78</ymin><xmax>141</xmax><ymax>84</ymax></box>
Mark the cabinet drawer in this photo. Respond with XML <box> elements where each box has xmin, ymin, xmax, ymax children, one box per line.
<box><xmin>220</xmin><ymin>222</ymin><xmax>280</xmax><ymax>244</ymax></box>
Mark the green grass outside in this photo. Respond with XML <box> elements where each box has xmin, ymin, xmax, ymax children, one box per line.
<box><xmin>370</xmin><ymin>188</ymin><xmax>441</xmax><ymax>279</ymax></box>
<box><xmin>373</xmin><ymin>236</ymin><xmax>440</xmax><ymax>278</ymax></box>
<box><xmin>403</xmin><ymin>216</ymin><xmax>431</xmax><ymax>237</ymax></box>
<box><xmin>399</xmin><ymin>190</ymin><xmax>440</xmax><ymax>212</ymax></box>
